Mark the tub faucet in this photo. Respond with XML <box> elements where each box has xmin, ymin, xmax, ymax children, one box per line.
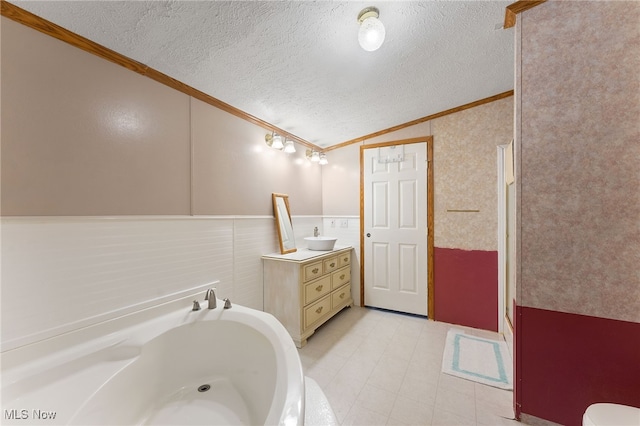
<box><xmin>314</xmin><ymin>226</ymin><xmax>319</xmax><ymax>237</ymax></box>
<box><xmin>205</xmin><ymin>288</ymin><xmax>217</xmax><ymax>309</ymax></box>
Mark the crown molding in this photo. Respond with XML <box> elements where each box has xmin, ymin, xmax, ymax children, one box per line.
<box><xmin>504</xmin><ymin>0</ymin><xmax>548</xmax><ymax>29</ymax></box>
<box><xmin>0</xmin><ymin>0</ymin><xmax>320</xmax><ymax>151</ymax></box>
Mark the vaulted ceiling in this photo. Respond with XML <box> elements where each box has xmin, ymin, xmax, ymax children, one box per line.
<box><xmin>10</xmin><ymin>1</ymin><xmax>514</xmax><ymax>148</ymax></box>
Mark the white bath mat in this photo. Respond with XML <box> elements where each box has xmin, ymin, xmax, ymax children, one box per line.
<box><xmin>441</xmin><ymin>328</ymin><xmax>513</xmax><ymax>390</ymax></box>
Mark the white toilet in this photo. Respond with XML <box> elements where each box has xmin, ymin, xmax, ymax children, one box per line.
<box><xmin>583</xmin><ymin>403</ymin><xmax>640</xmax><ymax>426</ymax></box>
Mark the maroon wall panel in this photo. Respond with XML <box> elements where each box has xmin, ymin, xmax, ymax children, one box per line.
<box><xmin>434</xmin><ymin>247</ymin><xmax>498</xmax><ymax>331</ymax></box>
<box><xmin>514</xmin><ymin>298</ymin><xmax>521</xmax><ymax>420</ymax></box>
<box><xmin>516</xmin><ymin>305</ymin><xmax>640</xmax><ymax>426</ymax></box>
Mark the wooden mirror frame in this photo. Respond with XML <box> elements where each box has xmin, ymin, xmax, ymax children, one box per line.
<box><xmin>272</xmin><ymin>193</ymin><xmax>297</xmax><ymax>254</ymax></box>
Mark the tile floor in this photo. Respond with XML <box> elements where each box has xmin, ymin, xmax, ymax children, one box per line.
<box><xmin>298</xmin><ymin>305</ymin><xmax>519</xmax><ymax>426</ymax></box>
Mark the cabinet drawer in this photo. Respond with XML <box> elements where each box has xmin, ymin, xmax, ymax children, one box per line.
<box><xmin>323</xmin><ymin>256</ymin><xmax>339</xmax><ymax>274</ymax></box>
<box><xmin>304</xmin><ymin>275</ymin><xmax>331</xmax><ymax>305</ymax></box>
<box><xmin>332</xmin><ymin>284</ymin><xmax>351</xmax><ymax>309</ymax></box>
<box><xmin>303</xmin><ymin>261</ymin><xmax>323</xmax><ymax>282</ymax></box>
<box><xmin>331</xmin><ymin>267</ymin><xmax>350</xmax><ymax>289</ymax></box>
<box><xmin>304</xmin><ymin>295</ymin><xmax>331</xmax><ymax>329</ymax></box>
<box><xmin>338</xmin><ymin>251</ymin><xmax>351</xmax><ymax>267</ymax></box>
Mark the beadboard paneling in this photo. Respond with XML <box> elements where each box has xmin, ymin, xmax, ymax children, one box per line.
<box><xmin>291</xmin><ymin>216</ymin><xmax>323</xmax><ymax>248</ymax></box>
<box><xmin>322</xmin><ymin>216</ymin><xmax>362</xmax><ymax>305</ymax></box>
<box><xmin>0</xmin><ymin>216</ymin><xmax>288</xmax><ymax>351</ymax></box>
<box><xmin>233</xmin><ymin>218</ymin><xmax>280</xmax><ymax>310</ymax></box>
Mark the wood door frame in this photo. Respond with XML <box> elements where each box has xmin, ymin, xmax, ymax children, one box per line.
<box><xmin>497</xmin><ymin>145</ymin><xmax>507</xmax><ymax>333</ymax></box>
<box><xmin>359</xmin><ymin>136</ymin><xmax>435</xmax><ymax>319</ymax></box>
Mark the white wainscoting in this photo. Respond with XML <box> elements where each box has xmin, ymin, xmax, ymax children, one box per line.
<box><xmin>321</xmin><ymin>216</ymin><xmax>361</xmax><ymax>305</ymax></box>
<box><xmin>1</xmin><ymin>215</ymin><xmax>318</xmax><ymax>351</ymax></box>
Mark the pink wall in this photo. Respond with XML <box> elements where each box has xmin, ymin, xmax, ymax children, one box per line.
<box><xmin>190</xmin><ymin>97</ymin><xmax>322</xmax><ymax>215</ymax></box>
<box><xmin>1</xmin><ymin>16</ymin><xmax>323</xmax><ymax>217</ymax></box>
<box><xmin>515</xmin><ymin>2</ymin><xmax>640</xmax><ymax>423</ymax></box>
<box><xmin>434</xmin><ymin>248</ymin><xmax>498</xmax><ymax>331</ymax></box>
<box><xmin>517</xmin><ymin>1</ymin><xmax>640</xmax><ymax>323</ymax></box>
<box><xmin>1</xmin><ymin>18</ymin><xmax>191</xmax><ymax>216</ymax></box>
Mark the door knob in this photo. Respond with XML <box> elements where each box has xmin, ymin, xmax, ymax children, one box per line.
<box><xmin>366</xmin><ymin>233</ymin><xmax>371</xmax><ymax>237</ymax></box>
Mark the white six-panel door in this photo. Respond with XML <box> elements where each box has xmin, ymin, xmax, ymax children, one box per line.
<box><xmin>363</xmin><ymin>143</ymin><xmax>428</xmax><ymax>316</ymax></box>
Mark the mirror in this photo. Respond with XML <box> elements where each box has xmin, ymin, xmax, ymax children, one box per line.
<box><xmin>272</xmin><ymin>193</ymin><xmax>297</xmax><ymax>254</ymax></box>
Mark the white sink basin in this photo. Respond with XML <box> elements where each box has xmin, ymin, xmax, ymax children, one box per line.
<box><xmin>304</xmin><ymin>237</ymin><xmax>338</xmax><ymax>251</ymax></box>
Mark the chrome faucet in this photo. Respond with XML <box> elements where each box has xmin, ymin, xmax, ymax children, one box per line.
<box><xmin>205</xmin><ymin>288</ymin><xmax>217</xmax><ymax>309</ymax></box>
<box><xmin>314</xmin><ymin>226</ymin><xmax>319</xmax><ymax>237</ymax></box>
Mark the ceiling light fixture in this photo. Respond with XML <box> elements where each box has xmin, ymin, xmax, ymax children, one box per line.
<box><xmin>319</xmin><ymin>153</ymin><xmax>329</xmax><ymax>165</ymax></box>
<box><xmin>357</xmin><ymin>7</ymin><xmax>385</xmax><ymax>52</ymax></box>
<box><xmin>265</xmin><ymin>132</ymin><xmax>284</xmax><ymax>150</ymax></box>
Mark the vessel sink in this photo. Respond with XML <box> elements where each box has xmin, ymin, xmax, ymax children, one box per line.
<box><xmin>304</xmin><ymin>236</ymin><xmax>337</xmax><ymax>251</ymax></box>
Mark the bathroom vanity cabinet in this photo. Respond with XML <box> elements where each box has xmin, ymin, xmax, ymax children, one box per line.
<box><xmin>262</xmin><ymin>247</ymin><xmax>353</xmax><ymax>347</ymax></box>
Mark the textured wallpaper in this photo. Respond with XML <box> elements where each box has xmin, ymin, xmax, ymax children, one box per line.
<box><xmin>433</xmin><ymin>97</ymin><xmax>514</xmax><ymax>251</ymax></box>
<box><xmin>518</xmin><ymin>2</ymin><xmax>640</xmax><ymax>322</ymax></box>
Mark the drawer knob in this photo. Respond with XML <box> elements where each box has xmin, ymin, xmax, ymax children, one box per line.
<box><xmin>312</xmin><ymin>268</ymin><xmax>319</xmax><ymax>274</ymax></box>
<box><xmin>343</xmin><ymin>257</ymin><xmax>348</xmax><ymax>262</ymax></box>
<box><xmin>329</xmin><ymin>262</ymin><xmax>335</xmax><ymax>268</ymax></box>
<box><xmin>316</xmin><ymin>306</ymin><xmax>323</xmax><ymax>314</ymax></box>
<box><xmin>316</xmin><ymin>285</ymin><xmax>323</xmax><ymax>292</ymax></box>
<box><xmin>340</xmin><ymin>274</ymin><xmax>346</xmax><ymax>280</ymax></box>
<box><xmin>339</xmin><ymin>293</ymin><xmax>345</xmax><ymax>299</ymax></box>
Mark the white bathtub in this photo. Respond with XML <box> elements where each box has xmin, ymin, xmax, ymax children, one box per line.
<box><xmin>1</xmin><ymin>289</ymin><xmax>305</xmax><ymax>425</ymax></box>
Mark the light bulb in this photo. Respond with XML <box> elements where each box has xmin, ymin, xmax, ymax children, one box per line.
<box><xmin>310</xmin><ymin>151</ymin><xmax>320</xmax><ymax>162</ymax></box>
<box><xmin>358</xmin><ymin>9</ymin><xmax>385</xmax><ymax>52</ymax></box>
<box><xmin>283</xmin><ymin>140</ymin><xmax>296</xmax><ymax>153</ymax></box>
<box><xmin>271</xmin><ymin>134</ymin><xmax>284</xmax><ymax>150</ymax></box>
<box><xmin>319</xmin><ymin>153</ymin><xmax>328</xmax><ymax>165</ymax></box>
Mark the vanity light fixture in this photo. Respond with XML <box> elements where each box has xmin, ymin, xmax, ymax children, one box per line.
<box><xmin>357</xmin><ymin>7</ymin><xmax>385</xmax><ymax>52</ymax></box>
<box><xmin>265</xmin><ymin>132</ymin><xmax>284</xmax><ymax>150</ymax></box>
<box><xmin>283</xmin><ymin>139</ymin><xmax>296</xmax><ymax>154</ymax></box>
<box><xmin>306</xmin><ymin>149</ymin><xmax>328</xmax><ymax>165</ymax></box>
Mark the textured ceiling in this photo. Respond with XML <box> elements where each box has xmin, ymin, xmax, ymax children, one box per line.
<box><xmin>12</xmin><ymin>1</ymin><xmax>514</xmax><ymax>148</ymax></box>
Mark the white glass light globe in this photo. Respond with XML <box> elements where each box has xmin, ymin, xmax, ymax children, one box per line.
<box><xmin>271</xmin><ymin>134</ymin><xmax>284</xmax><ymax>150</ymax></box>
<box><xmin>358</xmin><ymin>16</ymin><xmax>385</xmax><ymax>51</ymax></box>
<box><xmin>283</xmin><ymin>140</ymin><xmax>296</xmax><ymax>153</ymax></box>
